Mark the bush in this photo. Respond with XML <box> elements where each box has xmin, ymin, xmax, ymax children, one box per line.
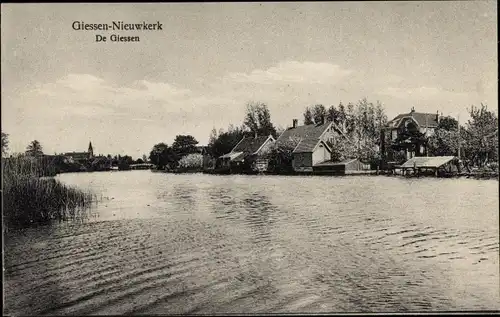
<box><xmin>178</xmin><ymin>153</ymin><xmax>203</xmax><ymax>170</ymax></box>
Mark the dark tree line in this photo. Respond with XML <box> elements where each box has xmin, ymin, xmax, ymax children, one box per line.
<box><xmin>149</xmin><ymin>135</ymin><xmax>199</xmax><ymax>170</ymax></box>
<box><xmin>302</xmin><ymin>99</ymin><xmax>388</xmax><ymax>163</ymax></box>
<box><xmin>206</xmin><ymin>101</ymin><xmax>278</xmax><ymax>160</ymax></box>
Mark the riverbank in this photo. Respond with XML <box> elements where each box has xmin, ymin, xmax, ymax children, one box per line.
<box><xmin>197</xmin><ymin>168</ymin><xmax>498</xmax><ymax>179</ymax></box>
<box><xmin>2</xmin><ymin>157</ymin><xmax>97</xmax><ymax>230</ymax></box>
<box><xmin>151</xmin><ymin>168</ymin><xmax>205</xmax><ymax>174</ymax></box>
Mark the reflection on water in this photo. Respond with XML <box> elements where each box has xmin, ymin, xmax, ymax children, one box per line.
<box><xmin>3</xmin><ymin>171</ymin><xmax>499</xmax><ymax>314</ymax></box>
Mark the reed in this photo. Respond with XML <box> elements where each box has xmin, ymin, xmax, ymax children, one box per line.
<box><xmin>2</xmin><ymin>156</ymin><xmax>96</xmax><ymax>229</ymax></box>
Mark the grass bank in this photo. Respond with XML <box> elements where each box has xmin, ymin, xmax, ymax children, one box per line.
<box><xmin>2</xmin><ymin>156</ymin><xmax>97</xmax><ymax>229</ymax></box>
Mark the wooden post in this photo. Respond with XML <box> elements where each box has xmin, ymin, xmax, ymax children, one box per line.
<box><xmin>380</xmin><ymin>128</ymin><xmax>386</xmax><ymax>168</ymax></box>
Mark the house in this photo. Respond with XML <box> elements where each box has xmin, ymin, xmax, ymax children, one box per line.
<box><xmin>63</xmin><ymin>142</ymin><xmax>94</xmax><ymax>163</ymax></box>
<box><xmin>382</xmin><ymin>108</ymin><xmax>440</xmax><ymax>163</ymax></box>
<box><xmin>219</xmin><ymin>135</ymin><xmax>275</xmax><ymax>172</ymax></box>
<box><xmin>276</xmin><ymin>119</ymin><xmax>340</xmax><ymax>173</ymax></box>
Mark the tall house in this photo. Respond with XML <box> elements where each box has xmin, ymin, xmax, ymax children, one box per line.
<box><xmin>382</xmin><ymin>107</ymin><xmax>440</xmax><ymax>162</ymax></box>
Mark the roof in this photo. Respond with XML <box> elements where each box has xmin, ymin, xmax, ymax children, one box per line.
<box><xmin>401</xmin><ymin>156</ymin><xmax>457</xmax><ymax>168</ymax></box>
<box><xmin>277</xmin><ymin>121</ymin><xmax>333</xmax><ymax>153</ymax></box>
<box><xmin>64</xmin><ymin>152</ymin><xmax>88</xmax><ymax>157</ymax></box>
<box><xmin>220</xmin><ymin>151</ymin><xmax>244</xmax><ymax>160</ymax></box>
<box><xmin>231</xmin><ymin>135</ymin><xmax>272</xmax><ymax>154</ymax></box>
<box><xmin>219</xmin><ymin>135</ymin><xmax>274</xmax><ymax>161</ymax></box>
<box><xmin>387</xmin><ymin>111</ymin><xmax>439</xmax><ymax>129</ymax></box>
<box><xmin>314</xmin><ymin>158</ymin><xmax>358</xmax><ymax>167</ymax></box>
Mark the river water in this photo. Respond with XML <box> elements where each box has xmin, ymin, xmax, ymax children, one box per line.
<box><xmin>3</xmin><ymin>171</ymin><xmax>499</xmax><ymax>314</ymax></box>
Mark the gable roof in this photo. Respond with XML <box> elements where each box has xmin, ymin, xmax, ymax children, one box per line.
<box><xmin>219</xmin><ymin>135</ymin><xmax>275</xmax><ymax>160</ymax></box>
<box><xmin>387</xmin><ymin>111</ymin><xmax>439</xmax><ymax>129</ymax></box>
<box><xmin>231</xmin><ymin>135</ymin><xmax>273</xmax><ymax>154</ymax></box>
<box><xmin>277</xmin><ymin>121</ymin><xmax>333</xmax><ymax>153</ymax></box>
<box><xmin>401</xmin><ymin>156</ymin><xmax>457</xmax><ymax>168</ymax></box>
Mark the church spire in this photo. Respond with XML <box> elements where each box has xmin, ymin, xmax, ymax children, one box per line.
<box><xmin>88</xmin><ymin>141</ymin><xmax>94</xmax><ymax>158</ymax></box>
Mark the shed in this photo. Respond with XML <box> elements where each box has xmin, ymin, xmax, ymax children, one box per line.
<box><xmin>313</xmin><ymin>158</ymin><xmax>369</xmax><ymax>175</ymax></box>
<box><xmin>401</xmin><ymin>156</ymin><xmax>459</xmax><ymax>176</ymax></box>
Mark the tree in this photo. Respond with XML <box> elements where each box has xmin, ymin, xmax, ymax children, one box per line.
<box><xmin>374</xmin><ymin>101</ymin><xmax>388</xmax><ymax>134</ymax></box>
<box><xmin>208</xmin><ymin>128</ymin><xmax>218</xmax><ymax>146</ymax></box>
<box><xmin>311</xmin><ymin>104</ymin><xmax>327</xmax><ymax>125</ymax></box>
<box><xmin>327</xmin><ymin>105</ymin><xmax>341</xmax><ymax>124</ymax></box>
<box><xmin>438</xmin><ymin>116</ymin><xmax>459</xmax><ymax>131</ymax></box>
<box><xmin>427</xmin><ymin>115</ymin><xmax>460</xmax><ymax>157</ymax></box>
<box><xmin>303</xmin><ymin>107</ymin><xmax>314</xmax><ymax>125</ymax></box>
<box><xmin>25</xmin><ymin>140</ymin><xmax>43</xmax><ymax>157</ymax></box>
<box><xmin>149</xmin><ymin>143</ymin><xmax>177</xmax><ymax>169</ymax></box>
<box><xmin>172</xmin><ymin>135</ymin><xmax>199</xmax><ymax>158</ymax></box>
<box><xmin>428</xmin><ymin>129</ymin><xmax>460</xmax><ymax>157</ymax></box>
<box><xmin>243</xmin><ymin>101</ymin><xmax>277</xmax><ymax>137</ymax></box>
<box><xmin>461</xmin><ymin>103</ymin><xmax>498</xmax><ymax>166</ymax></box>
<box><xmin>208</xmin><ymin>126</ymin><xmax>246</xmax><ymax>158</ymax></box>
<box><xmin>116</xmin><ymin>155</ymin><xmax>134</xmax><ymax>170</ymax></box>
<box><xmin>1</xmin><ymin>132</ymin><xmax>9</xmax><ymax>157</ymax></box>
<box><xmin>345</xmin><ymin>103</ymin><xmax>356</xmax><ymax>134</ymax></box>
<box><xmin>328</xmin><ymin>99</ymin><xmax>388</xmax><ymax>163</ymax></box>
<box><xmin>337</xmin><ymin>102</ymin><xmax>347</xmax><ymax>132</ymax></box>
<box><xmin>267</xmin><ymin>136</ymin><xmax>301</xmax><ymax>173</ymax></box>
<box><xmin>142</xmin><ymin>154</ymin><xmax>148</xmax><ymax>163</ymax></box>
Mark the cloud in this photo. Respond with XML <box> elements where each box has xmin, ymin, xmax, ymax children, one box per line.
<box><xmin>374</xmin><ymin>84</ymin><xmax>496</xmax><ymax>121</ymax></box>
<box><xmin>35</xmin><ymin>74</ymin><xmax>191</xmax><ymax>104</ymax></box>
<box><xmin>29</xmin><ymin>62</ymin><xmax>353</xmax><ymax>126</ymax></box>
<box><xmin>223</xmin><ymin>61</ymin><xmax>353</xmax><ymax>85</ymax></box>
<box><xmin>31</xmin><ymin>73</ymin><xmax>193</xmax><ymax>120</ymax></box>
<box><xmin>377</xmin><ymin>86</ymin><xmax>471</xmax><ymax>101</ymax></box>
<box><xmin>9</xmin><ymin>62</ymin><xmax>492</xmax><ymax>156</ymax></box>
<box><xmin>378</xmin><ymin>86</ymin><xmax>441</xmax><ymax>99</ymax></box>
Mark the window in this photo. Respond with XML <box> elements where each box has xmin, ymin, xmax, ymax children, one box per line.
<box><xmin>392</xmin><ymin>130</ymin><xmax>398</xmax><ymax>141</ymax></box>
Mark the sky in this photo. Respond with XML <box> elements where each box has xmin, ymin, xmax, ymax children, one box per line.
<box><xmin>1</xmin><ymin>2</ymin><xmax>497</xmax><ymax>158</ymax></box>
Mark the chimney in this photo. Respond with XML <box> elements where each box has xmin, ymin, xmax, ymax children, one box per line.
<box><xmin>436</xmin><ymin>110</ymin><xmax>439</xmax><ymax>123</ymax></box>
<box><xmin>292</xmin><ymin>119</ymin><xmax>298</xmax><ymax>128</ymax></box>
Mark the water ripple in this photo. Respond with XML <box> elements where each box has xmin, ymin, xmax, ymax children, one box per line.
<box><xmin>4</xmin><ymin>172</ymin><xmax>499</xmax><ymax>314</ymax></box>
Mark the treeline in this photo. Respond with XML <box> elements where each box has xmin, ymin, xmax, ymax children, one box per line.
<box><xmin>426</xmin><ymin>104</ymin><xmax>498</xmax><ymax>168</ymax></box>
<box><xmin>206</xmin><ymin>102</ymin><xmax>279</xmax><ymax>160</ymax></box>
<box><xmin>149</xmin><ymin>135</ymin><xmax>203</xmax><ymax>171</ymax></box>
<box><xmin>301</xmin><ymin>99</ymin><xmax>388</xmax><ymax>163</ymax></box>
<box><xmin>0</xmin><ymin>136</ymin><xmax>150</xmax><ymax>173</ymax></box>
